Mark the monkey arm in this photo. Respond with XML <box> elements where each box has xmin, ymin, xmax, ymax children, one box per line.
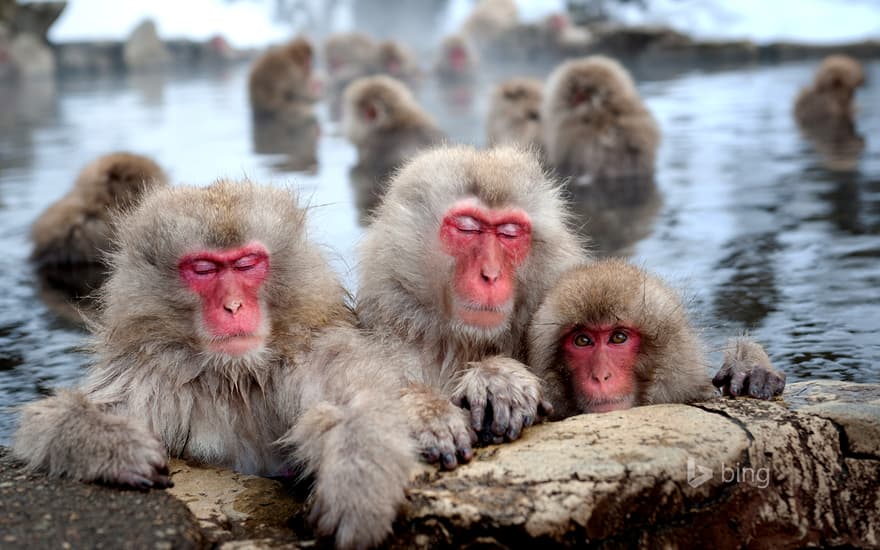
<box><xmin>451</xmin><ymin>356</ymin><xmax>553</xmax><ymax>444</ymax></box>
<box><xmin>12</xmin><ymin>389</ymin><xmax>171</xmax><ymax>488</ymax></box>
<box><xmin>713</xmin><ymin>337</ymin><xmax>786</xmax><ymax>400</ymax></box>
<box><xmin>275</xmin><ymin>326</ymin><xmax>416</xmax><ymax>549</ymax></box>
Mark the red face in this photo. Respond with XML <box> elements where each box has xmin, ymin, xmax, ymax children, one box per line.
<box><xmin>439</xmin><ymin>202</ymin><xmax>531</xmax><ymax>329</ymax></box>
<box><xmin>178</xmin><ymin>242</ymin><xmax>270</xmax><ymax>356</ymax></box>
<box><xmin>562</xmin><ymin>325</ymin><xmax>641</xmax><ymax>413</ymax></box>
<box><xmin>450</xmin><ymin>46</ymin><xmax>467</xmax><ymax>72</ymax></box>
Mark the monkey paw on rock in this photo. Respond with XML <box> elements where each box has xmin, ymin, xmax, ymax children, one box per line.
<box><xmin>713</xmin><ymin>337</ymin><xmax>786</xmax><ymax>400</ymax></box>
<box><xmin>452</xmin><ymin>356</ymin><xmax>552</xmax><ymax>445</ymax></box>
<box><xmin>401</xmin><ymin>385</ymin><xmax>476</xmax><ymax>470</ymax></box>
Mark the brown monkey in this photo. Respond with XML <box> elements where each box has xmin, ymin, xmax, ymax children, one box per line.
<box><xmin>377</xmin><ymin>40</ymin><xmax>421</xmax><ymax>83</ymax></box>
<box><xmin>324</xmin><ymin>31</ymin><xmax>379</xmax><ymax>84</ymax></box>
<box><xmin>528</xmin><ymin>259</ymin><xmax>786</xmax><ymax>419</ymax></box>
<box><xmin>486</xmin><ymin>77</ymin><xmax>544</xmax><ymax>151</ymax></box>
<box><xmin>794</xmin><ymin>55</ymin><xmax>866</xmax><ymax>170</ymax></box>
<box><xmin>462</xmin><ymin>0</ymin><xmax>519</xmax><ymax>50</ymax></box>
<box><xmin>434</xmin><ymin>34</ymin><xmax>478</xmax><ymax>84</ymax></box>
<box><xmin>14</xmin><ymin>179</ymin><xmax>415</xmax><ymax>549</ymax></box>
<box><xmin>248</xmin><ymin>37</ymin><xmax>320</xmax><ymax>121</ymax></box>
<box><xmin>342</xmin><ymin>75</ymin><xmax>446</xmax><ymax>176</ymax></box>
<box><xmin>356</xmin><ymin>145</ymin><xmax>589</xmax><ymax>469</ymax></box>
<box><xmin>795</xmin><ymin>54</ymin><xmax>865</xmax><ymax>132</ymax></box>
<box><xmin>30</xmin><ymin>152</ymin><xmax>168</xmax><ymax>268</ymax></box>
<box><xmin>542</xmin><ymin>55</ymin><xmax>660</xmax><ymax>183</ymax></box>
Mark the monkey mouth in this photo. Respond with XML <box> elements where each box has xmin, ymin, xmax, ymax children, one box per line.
<box><xmin>453</xmin><ymin>300</ymin><xmax>513</xmax><ymax>328</ymax></box>
<box><xmin>583</xmin><ymin>395</ymin><xmax>634</xmax><ymax>414</ymax></box>
<box><xmin>208</xmin><ymin>333</ymin><xmax>266</xmax><ymax>356</ymax></box>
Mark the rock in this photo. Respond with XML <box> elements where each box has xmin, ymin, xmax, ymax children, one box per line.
<box><xmin>123</xmin><ymin>19</ymin><xmax>169</xmax><ymax>72</ymax></box>
<box><xmin>785</xmin><ymin>380</ymin><xmax>880</xmax><ymax>458</ymax></box>
<box><xmin>10</xmin><ymin>1</ymin><xmax>64</xmax><ymax>41</ymax></box>
<box><xmin>10</xmin><ymin>32</ymin><xmax>54</xmax><ymax>78</ymax></box>
<box><xmin>0</xmin><ymin>448</ymin><xmax>205</xmax><ymax>549</ymax></box>
<box><xmin>166</xmin><ymin>459</ymin><xmax>311</xmax><ymax>546</ymax></box>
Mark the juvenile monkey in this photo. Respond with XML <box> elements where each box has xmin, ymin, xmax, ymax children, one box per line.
<box><xmin>486</xmin><ymin>77</ymin><xmax>544</xmax><ymax>151</ymax></box>
<box><xmin>324</xmin><ymin>31</ymin><xmax>380</xmax><ymax>83</ymax></box>
<box><xmin>461</xmin><ymin>0</ymin><xmax>519</xmax><ymax>50</ymax></box>
<box><xmin>355</xmin><ymin>145</ymin><xmax>589</xmax><ymax>469</ymax></box>
<box><xmin>528</xmin><ymin>259</ymin><xmax>786</xmax><ymax>419</ymax></box>
<box><xmin>795</xmin><ymin>54</ymin><xmax>865</xmax><ymax>133</ymax></box>
<box><xmin>14</xmin><ymin>180</ymin><xmax>415</xmax><ymax>549</ymax></box>
<box><xmin>434</xmin><ymin>34</ymin><xmax>478</xmax><ymax>84</ymax></box>
<box><xmin>377</xmin><ymin>40</ymin><xmax>421</xmax><ymax>83</ymax></box>
<box><xmin>542</xmin><ymin>55</ymin><xmax>660</xmax><ymax>183</ymax></box>
<box><xmin>30</xmin><ymin>152</ymin><xmax>168</xmax><ymax>268</ymax></box>
<box><xmin>248</xmin><ymin>37</ymin><xmax>320</xmax><ymax>121</ymax></box>
<box><xmin>342</xmin><ymin>75</ymin><xmax>446</xmax><ymax>177</ymax></box>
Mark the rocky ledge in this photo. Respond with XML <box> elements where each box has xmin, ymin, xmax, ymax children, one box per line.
<box><xmin>1</xmin><ymin>380</ymin><xmax>877</xmax><ymax>549</ymax></box>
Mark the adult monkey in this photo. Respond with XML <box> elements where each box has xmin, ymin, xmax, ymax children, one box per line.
<box><xmin>356</xmin><ymin>145</ymin><xmax>588</xmax><ymax>469</ymax></box>
<box><xmin>14</xmin><ymin>179</ymin><xmax>414</xmax><ymax>549</ymax></box>
<box><xmin>528</xmin><ymin>259</ymin><xmax>786</xmax><ymax>418</ymax></box>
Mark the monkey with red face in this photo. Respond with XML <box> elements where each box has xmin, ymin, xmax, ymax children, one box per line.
<box><xmin>528</xmin><ymin>259</ymin><xmax>785</xmax><ymax>419</ymax></box>
<box><xmin>355</xmin><ymin>145</ymin><xmax>588</xmax><ymax>469</ymax></box>
<box><xmin>14</xmin><ymin>179</ymin><xmax>414</xmax><ymax>549</ymax></box>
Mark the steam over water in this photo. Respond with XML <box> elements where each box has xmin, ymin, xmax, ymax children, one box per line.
<box><xmin>0</xmin><ymin>56</ymin><xmax>878</xmax><ymax>443</ymax></box>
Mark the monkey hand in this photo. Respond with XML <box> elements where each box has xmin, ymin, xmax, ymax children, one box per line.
<box><xmin>713</xmin><ymin>337</ymin><xmax>786</xmax><ymax>400</ymax></box>
<box><xmin>400</xmin><ymin>384</ymin><xmax>476</xmax><ymax>470</ymax></box>
<box><xmin>12</xmin><ymin>390</ymin><xmax>172</xmax><ymax>489</ymax></box>
<box><xmin>452</xmin><ymin>356</ymin><xmax>552</xmax><ymax>445</ymax></box>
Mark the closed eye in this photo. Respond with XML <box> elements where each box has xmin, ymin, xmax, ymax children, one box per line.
<box><xmin>190</xmin><ymin>260</ymin><xmax>218</xmax><ymax>275</ymax></box>
<box><xmin>234</xmin><ymin>254</ymin><xmax>262</xmax><ymax>271</ymax></box>
<box><xmin>496</xmin><ymin>223</ymin><xmax>522</xmax><ymax>238</ymax></box>
<box><xmin>454</xmin><ymin>215</ymin><xmax>481</xmax><ymax>233</ymax></box>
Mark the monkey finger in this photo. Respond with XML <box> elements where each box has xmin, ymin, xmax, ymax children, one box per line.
<box><xmin>466</xmin><ymin>397</ymin><xmax>487</xmax><ymax>432</ymax></box>
<box><xmin>422</xmin><ymin>446</ymin><xmax>441</xmax><ymax>464</ymax></box>
<box><xmin>747</xmin><ymin>367</ymin><xmax>770</xmax><ymax>400</ymax></box>
<box><xmin>506</xmin><ymin>413</ymin><xmax>525</xmax><ymax>441</ymax></box>
<box><xmin>489</xmin><ymin>398</ymin><xmax>511</xmax><ymax>436</ymax></box>
<box><xmin>770</xmin><ymin>371</ymin><xmax>787</xmax><ymax>396</ymax></box>
<box><xmin>711</xmin><ymin>365</ymin><xmax>733</xmax><ymax>388</ymax></box>
<box><xmin>440</xmin><ymin>452</ymin><xmax>458</xmax><ymax>470</ymax></box>
<box><xmin>152</xmin><ymin>474</ymin><xmax>174</xmax><ymax>489</ymax></box>
<box><xmin>727</xmin><ymin>370</ymin><xmax>748</xmax><ymax>397</ymax></box>
<box><xmin>538</xmin><ymin>400</ymin><xmax>554</xmax><ymax>419</ymax></box>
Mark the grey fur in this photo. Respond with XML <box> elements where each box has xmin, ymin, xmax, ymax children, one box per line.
<box><xmin>14</xmin><ymin>179</ymin><xmax>415</xmax><ymax>549</ymax></box>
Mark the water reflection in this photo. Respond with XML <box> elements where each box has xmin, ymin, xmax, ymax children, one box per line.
<box><xmin>0</xmin><ymin>58</ymin><xmax>878</xmax><ymax>444</ymax></box>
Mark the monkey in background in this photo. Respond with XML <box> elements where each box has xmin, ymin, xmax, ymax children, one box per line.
<box><xmin>542</xmin><ymin>55</ymin><xmax>660</xmax><ymax>184</ymax></box>
<box><xmin>486</xmin><ymin>77</ymin><xmax>544</xmax><ymax>152</ymax></box>
<box><xmin>14</xmin><ymin>180</ymin><xmax>415</xmax><ymax>549</ymax></box>
<box><xmin>248</xmin><ymin>37</ymin><xmax>320</xmax><ymax>122</ymax></box>
<box><xmin>353</xmin><ymin>145</ymin><xmax>589</xmax><ymax>469</ymax></box>
<box><xmin>342</xmin><ymin>75</ymin><xmax>446</xmax><ymax>178</ymax></box>
<box><xmin>434</xmin><ymin>34</ymin><xmax>479</xmax><ymax>85</ymax></box>
<box><xmin>30</xmin><ymin>152</ymin><xmax>168</xmax><ymax>268</ymax></box>
<box><xmin>795</xmin><ymin>54</ymin><xmax>866</xmax><ymax>171</ymax></box>
<box><xmin>377</xmin><ymin>40</ymin><xmax>421</xmax><ymax>83</ymax></box>
<box><xmin>528</xmin><ymin>259</ymin><xmax>786</xmax><ymax>419</ymax></box>
<box><xmin>461</xmin><ymin>0</ymin><xmax>519</xmax><ymax>51</ymax></box>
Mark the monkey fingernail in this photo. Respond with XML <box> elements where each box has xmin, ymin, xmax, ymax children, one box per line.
<box><xmin>440</xmin><ymin>453</ymin><xmax>457</xmax><ymax>470</ymax></box>
<box><xmin>423</xmin><ymin>447</ymin><xmax>440</xmax><ymax>463</ymax></box>
<box><xmin>457</xmin><ymin>447</ymin><xmax>474</xmax><ymax>463</ymax></box>
<box><xmin>522</xmin><ymin>415</ymin><xmax>533</xmax><ymax>427</ymax></box>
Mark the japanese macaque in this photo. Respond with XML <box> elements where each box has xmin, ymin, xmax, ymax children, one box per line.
<box><xmin>795</xmin><ymin>54</ymin><xmax>865</xmax><ymax>132</ymax></box>
<box><xmin>528</xmin><ymin>259</ymin><xmax>786</xmax><ymax>419</ymax></box>
<box><xmin>434</xmin><ymin>34</ymin><xmax>478</xmax><ymax>84</ymax></box>
<box><xmin>795</xmin><ymin>55</ymin><xmax>866</xmax><ymax>171</ymax></box>
<box><xmin>248</xmin><ymin>37</ymin><xmax>320</xmax><ymax>122</ymax></box>
<box><xmin>486</xmin><ymin>77</ymin><xmax>544</xmax><ymax>151</ymax></box>
<box><xmin>355</xmin><ymin>145</ymin><xmax>589</xmax><ymax>469</ymax></box>
<box><xmin>542</xmin><ymin>55</ymin><xmax>660</xmax><ymax>183</ymax></box>
<box><xmin>30</xmin><ymin>152</ymin><xmax>168</xmax><ymax>268</ymax></box>
<box><xmin>323</xmin><ymin>31</ymin><xmax>379</xmax><ymax>85</ymax></box>
<box><xmin>462</xmin><ymin>0</ymin><xmax>519</xmax><ymax>50</ymax></box>
<box><xmin>342</xmin><ymin>75</ymin><xmax>446</xmax><ymax>176</ymax></box>
<box><xmin>377</xmin><ymin>39</ymin><xmax>421</xmax><ymax>82</ymax></box>
<box><xmin>14</xmin><ymin>180</ymin><xmax>415</xmax><ymax>549</ymax></box>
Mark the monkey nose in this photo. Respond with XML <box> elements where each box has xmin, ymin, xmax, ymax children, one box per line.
<box><xmin>224</xmin><ymin>300</ymin><xmax>243</xmax><ymax>314</ymax></box>
<box><xmin>481</xmin><ymin>268</ymin><xmax>500</xmax><ymax>284</ymax></box>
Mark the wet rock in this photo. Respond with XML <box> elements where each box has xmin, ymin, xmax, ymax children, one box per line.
<box><xmin>166</xmin><ymin>460</ymin><xmax>311</xmax><ymax>547</ymax></box>
<box><xmin>9</xmin><ymin>32</ymin><xmax>54</xmax><ymax>78</ymax></box>
<box><xmin>123</xmin><ymin>19</ymin><xmax>170</xmax><ymax>72</ymax></box>
<box><xmin>0</xmin><ymin>448</ymin><xmax>205</xmax><ymax>549</ymax></box>
<box><xmin>785</xmin><ymin>380</ymin><xmax>880</xmax><ymax>458</ymax></box>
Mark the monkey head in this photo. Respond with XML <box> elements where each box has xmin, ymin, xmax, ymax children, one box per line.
<box><xmin>529</xmin><ymin>259</ymin><xmax>713</xmax><ymax>418</ymax></box>
<box><xmin>341</xmin><ymin>75</ymin><xmax>425</xmax><ymax>144</ymax></box>
<box><xmin>73</xmin><ymin>152</ymin><xmax>168</xmax><ymax>211</ymax></box>
<box><xmin>814</xmin><ymin>54</ymin><xmax>865</xmax><ymax>102</ymax></box>
<box><xmin>248</xmin><ymin>38</ymin><xmax>319</xmax><ymax>120</ymax></box>
<box><xmin>101</xmin><ymin>179</ymin><xmax>346</xmax><ymax>367</ymax></box>
<box><xmin>544</xmin><ymin>55</ymin><xmax>642</xmax><ymax>121</ymax></box>
<box><xmin>358</xmin><ymin>145</ymin><xmax>586</xmax><ymax>346</ymax></box>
